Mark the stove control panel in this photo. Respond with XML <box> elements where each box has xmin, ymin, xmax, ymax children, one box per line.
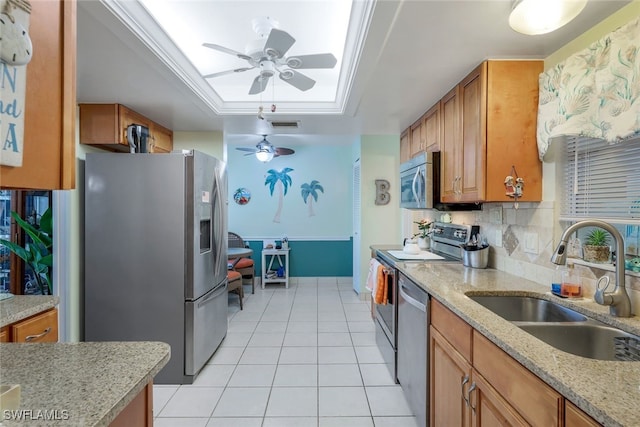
<box><xmin>431</xmin><ymin>223</ymin><xmax>480</xmax><ymax>246</ymax></box>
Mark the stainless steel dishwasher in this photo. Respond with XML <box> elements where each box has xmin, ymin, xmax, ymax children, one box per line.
<box><xmin>397</xmin><ymin>272</ymin><xmax>429</xmax><ymax>427</ymax></box>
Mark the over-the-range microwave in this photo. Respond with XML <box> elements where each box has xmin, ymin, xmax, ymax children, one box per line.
<box><xmin>399</xmin><ymin>152</ymin><xmax>481</xmax><ymax>211</ymax></box>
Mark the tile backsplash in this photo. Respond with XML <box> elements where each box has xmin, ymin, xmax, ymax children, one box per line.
<box><xmin>411</xmin><ymin>202</ymin><xmax>640</xmax><ymax>315</ymax></box>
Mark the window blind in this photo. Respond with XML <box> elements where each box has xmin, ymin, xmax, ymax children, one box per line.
<box><xmin>560</xmin><ymin>136</ymin><xmax>640</xmax><ymax>224</ymax></box>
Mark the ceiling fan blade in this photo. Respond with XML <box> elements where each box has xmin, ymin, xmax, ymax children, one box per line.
<box><xmin>274</xmin><ymin>147</ymin><xmax>295</xmax><ymax>156</ymax></box>
<box><xmin>203</xmin><ymin>43</ymin><xmax>252</xmax><ymax>61</ymax></box>
<box><xmin>286</xmin><ymin>53</ymin><xmax>337</xmax><ymax>69</ymax></box>
<box><xmin>279</xmin><ymin>70</ymin><xmax>315</xmax><ymax>91</ymax></box>
<box><xmin>236</xmin><ymin>147</ymin><xmax>258</xmax><ymax>152</ymax></box>
<box><xmin>264</xmin><ymin>29</ymin><xmax>295</xmax><ymax>58</ymax></box>
<box><xmin>249</xmin><ymin>75</ymin><xmax>271</xmax><ymax>95</ymax></box>
<box><xmin>203</xmin><ymin>67</ymin><xmax>254</xmax><ymax>79</ymax></box>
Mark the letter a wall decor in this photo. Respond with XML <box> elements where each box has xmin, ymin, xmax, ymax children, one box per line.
<box><xmin>0</xmin><ymin>0</ymin><xmax>33</xmax><ymax>167</ymax></box>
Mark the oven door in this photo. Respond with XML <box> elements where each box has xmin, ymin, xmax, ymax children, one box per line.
<box><xmin>400</xmin><ymin>164</ymin><xmax>426</xmax><ymax>209</ymax></box>
<box><xmin>373</xmin><ymin>261</ymin><xmax>398</xmax><ymax>382</ymax></box>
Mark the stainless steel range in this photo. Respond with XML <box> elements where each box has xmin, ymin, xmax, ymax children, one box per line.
<box><xmin>374</xmin><ymin>222</ymin><xmax>479</xmax><ymax>427</ymax></box>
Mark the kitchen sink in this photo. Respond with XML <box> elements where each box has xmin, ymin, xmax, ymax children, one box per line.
<box><xmin>518</xmin><ymin>323</ymin><xmax>640</xmax><ymax>361</ymax></box>
<box><xmin>466</xmin><ymin>293</ymin><xmax>640</xmax><ymax>361</ymax></box>
<box><xmin>467</xmin><ymin>295</ymin><xmax>587</xmax><ymax>322</ymax></box>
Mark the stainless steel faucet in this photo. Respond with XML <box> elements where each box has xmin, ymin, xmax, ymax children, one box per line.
<box><xmin>551</xmin><ymin>219</ymin><xmax>632</xmax><ymax>318</ymax></box>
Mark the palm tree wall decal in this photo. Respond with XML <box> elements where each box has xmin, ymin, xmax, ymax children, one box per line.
<box><xmin>265</xmin><ymin>167</ymin><xmax>294</xmax><ymax>223</ymax></box>
<box><xmin>300</xmin><ymin>180</ymin><xmax>324</xmax><ymax>217</ymax></box>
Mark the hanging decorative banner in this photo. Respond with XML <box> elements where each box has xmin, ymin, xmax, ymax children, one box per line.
<box><xmin>0</xmin><ymin>0</ymin><xmax>32</xmax><ymax>167</ymax></box>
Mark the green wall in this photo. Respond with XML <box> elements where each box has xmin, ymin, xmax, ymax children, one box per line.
<box><xmin>245</xmin><ymin>239</ymin><xmax>353</xmax><ymax>277</ymax></box>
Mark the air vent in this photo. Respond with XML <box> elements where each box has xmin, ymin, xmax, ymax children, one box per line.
<box><xmin>268</xmin><ymin>120</ymin><xmax>300</xmax><ymax>129</ymax></box>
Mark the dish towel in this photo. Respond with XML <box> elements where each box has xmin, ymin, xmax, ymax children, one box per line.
<box><xmin>366</xmin><ymin>258</ymin><xmax>382</xmax><ymax>294</ymax></box>
<box><xmin>375</xmin><ymin>266</ymin><xmax>388</xmax><ymax>305</ymax></box>
<box><xmin>366</xmin><ymin>258</ymin><xmax>388</xmax><ymax>305</ymax></box>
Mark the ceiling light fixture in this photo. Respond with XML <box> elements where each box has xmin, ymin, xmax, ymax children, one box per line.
<box><xmin>255</xmin><ymin>140</ymin><xmax>275</xmax><ymax>162</ymax></box>
<box><xmin>509</xmin><ymin>0</ymin><xmax>588</xmax><ymax>35</ymax></box>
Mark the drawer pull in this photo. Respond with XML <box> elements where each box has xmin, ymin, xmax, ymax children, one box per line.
<box><xmin>25</xmin><ymin>327</ymin><xmax>52</xmax><ymax>342</ymax></box>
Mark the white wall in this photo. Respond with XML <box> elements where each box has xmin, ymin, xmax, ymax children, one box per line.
<box><xmin>356</xmin><ymin>135</ymin><xmax>402</xmax><ymax>292</ymax></box>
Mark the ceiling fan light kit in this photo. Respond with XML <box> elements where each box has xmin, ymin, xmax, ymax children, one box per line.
<box><xmin>202</xmin><ymin>16</ymin><xmax>338</xmax><ymax>95</ymax></box>
<box><xmin>236</xmin><ymin>135</ymin><xmax>295</xmax><ymax>163</ymax></box>
<box><xmin>509</xmin><ymin>0</ymin><xmax>588</xmax><ymax>35</ymax></box>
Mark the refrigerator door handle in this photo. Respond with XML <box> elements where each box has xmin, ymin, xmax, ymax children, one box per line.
<box><xmin>199</xmin><ymin>281</ymin><xmax>228</xmax><ymax>308</ymax></box>
<box><xmin>211</xmin><ymin>170</ymin><xmax>225</xmax><ymax>278</ymax></box>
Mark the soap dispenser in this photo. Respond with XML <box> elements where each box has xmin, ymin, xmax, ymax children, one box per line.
<box><xmin>561</xmin><ymin>263</ymin><xmax>582</xmax><ymax>297</ymax></box>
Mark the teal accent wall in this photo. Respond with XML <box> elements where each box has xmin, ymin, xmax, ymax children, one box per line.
<box><xmin>246</xmin><ymin>239</ymin><xmax>353</xmax><ymax>277</ymax></box>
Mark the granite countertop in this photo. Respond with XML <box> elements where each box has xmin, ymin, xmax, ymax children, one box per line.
<box><xmin>0</xmin><ymin>341</ymin><xmax>170</xmax><ymax>426</ymax></box>
<box><xmin>0</xmin><ymin>296</ymin><xmax>60</xmax><ymax>327</ymax></box>
<box><xmin>374</xmin><ymin>248</ymin><xmax>640</xmax><ymax>427</ymax></box>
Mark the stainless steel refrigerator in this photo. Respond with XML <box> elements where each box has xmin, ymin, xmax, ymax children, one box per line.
<box><xmin>84</xmin><ymin>150</ymin><xmax>228</xmax><ymax>384</ymax></box>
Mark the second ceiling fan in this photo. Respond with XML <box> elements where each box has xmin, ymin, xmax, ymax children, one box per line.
<box><xmin>236</xmin><ymin>135</ymin><xmax>295</xmax><ymax>162</ymax></box>
<box><xmin>203</xmin><ymin>17</ymin><xmax>337</xmax><ymax>95</ymax></box>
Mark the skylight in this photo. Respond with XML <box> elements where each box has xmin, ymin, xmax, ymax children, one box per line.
<box><xmin>135</xmin><ymin>0</ymin><xmax>369</xmax><ymax>114</ymax></box>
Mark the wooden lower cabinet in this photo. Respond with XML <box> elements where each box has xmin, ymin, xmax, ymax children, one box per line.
<box><xmin>565</xmin><ymin>401</ymin><xmax>601</xmax><ymax>427</ymax></box>
<box><xmin>430</xmin><ymin>326</ymin><xmax>527</xmax><ymax>427</ymax></box>
<box><xmin>473</xmin><ymin>331</ymin><xmax>562</xmax><ymax>426</ymax></box>
<box><xmin>9</xmin><ymin>308</ymin><xmax>58</xmax><ymax>343</ymax></box>
<box><xmin>0</xmin><ymin>326</ymin><xmax>9</xmax><ymax>342</ymax></box>
<box><xmin>430</xmin><ymin>325</ymin><xmax>471</xmax><ymax>426</ymax></box>
<box><xmin>430</xmin><ymin>299</ymin><xmax>562</xmax><ymax>426</ymax></box>
<box><xmin>110</xmin><ymin>381</ymin><xmax>153</xmax><ymax>427</ymax></box>
<box><xmin>470</xmin><ymin>370</ymin><xmax>528</xmax><ymax>427</ymax></box>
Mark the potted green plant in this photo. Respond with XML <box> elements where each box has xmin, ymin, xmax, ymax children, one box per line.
<box><xmin>413</xmin><ymin>219</ymin><xmax>433</xmax><ymax>250</ymax></box>
<box><xmin>0</xmin><ymin>208</ymin><xmax>52</xmax><ymax>294</ymax></box>
<box><xmin>583</xmin><ymin>228</ymin><xmax>610</xmax><ymax>263</ymax></box>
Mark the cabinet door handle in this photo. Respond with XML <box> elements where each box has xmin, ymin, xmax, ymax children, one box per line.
<box><xmin>461</xmin><ymin>375</ymin><xmax>470</xmax><ymax>406</ymax></box>
<box><xmin>468</xmin><ymin>382</ymin><xmax>477</xmax><ymax>412</ymax></box>
<box><xmin>25</xmin><ymin>327</ymin><xmax>52</xmax><ymax>342</ymax></box>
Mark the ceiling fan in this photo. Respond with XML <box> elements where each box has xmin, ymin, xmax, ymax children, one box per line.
<box><xmin>236</xmin><ymin>135</ymin><xmax>295</xmax><ymax>162</ymax></box>
<box><xmin>202</xmin><ymin>17</ymin><xmax>337</xmax><ymax>95</ymax></box>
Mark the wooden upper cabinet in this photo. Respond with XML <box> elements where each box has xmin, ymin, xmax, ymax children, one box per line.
<box><xmin>485</xmin><ymin>60</ymin><xmax>542</xmax><ymax>201</ymax></box>
<box><xmin>410</xmin><ymin>118</ymin><xmax>424</xmax><ymax>158</ymax></box>
<box><xmin>151</xmin><ymin>123</ymin><xmax>174</xmax><ymax>153</ymax></box>
<box><xmin>440</xmin><ymin>60</ymin><xmax>542</xmax><ymax>203</ymax></box>
<box><xmin>459</xmin><ymin>63</ymin><xmax>486</xmax><ymax>202</ymax></box>
<box><xmin>0</xmin><ymin>0</ymin><xmax>77</xmax><ymax>190</ymax></box>
<box><xmin>79</xmin><ymin>104</ymin><xmax>173</xmax><ymax>153</ymax></box>
<box><xmin>423</xmin><ymin>103</ymin><xmax>440</xmax><ymax>152</ymax></box>
<box><xmin>400</xmin><ymin>129</ymin><xmax>410</xmax><ymax>163</ymax></box>
<box><xmin>440</xmin><ymin>86</ymin><xmax>459</xmax><ymax>202</ymax></box>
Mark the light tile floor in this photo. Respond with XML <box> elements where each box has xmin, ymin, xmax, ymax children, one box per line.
<box><xmin>153</xmin><ymin>277</ymin><xmax>419</xmax><ymax>427</ymax></box>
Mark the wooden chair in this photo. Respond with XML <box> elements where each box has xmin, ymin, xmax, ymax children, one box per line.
<box><xmin>227</xmin><ymin>270</ymin><xmax>243</xmax><ymax>310</ymax></box>
<box><xmin>228</xmin><ymin>232</ymin><xmax>255</xmax><ymax>294</ymax></box>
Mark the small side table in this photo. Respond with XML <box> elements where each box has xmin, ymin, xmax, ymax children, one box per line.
<box><xmin>261</xmin><ymin>248</ymin><xmax>290</xmax><ymax>289</ymax></box>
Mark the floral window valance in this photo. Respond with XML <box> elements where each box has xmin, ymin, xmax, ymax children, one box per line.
<box><xmin>537</xmin><ymin>16</ymin><xmax>640</xmax><ymax>160</ymax></box>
